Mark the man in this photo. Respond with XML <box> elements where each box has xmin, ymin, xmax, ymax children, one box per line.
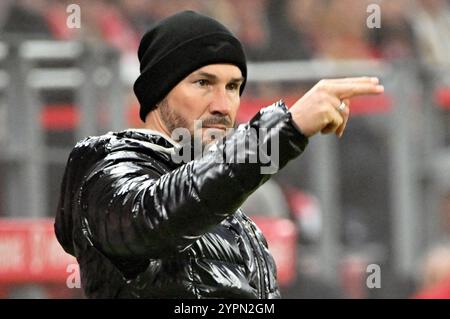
<box><xmin>55</xmin><ymin>11</ymin><xmax>383</xmax><ymax>298</ymax></box>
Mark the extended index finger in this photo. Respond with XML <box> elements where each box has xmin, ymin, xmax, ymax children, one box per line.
<box><xmin>325</xmin><ymin>77</ymin><xmax>379</xmax><ymax>85</ymax></box>
<box><xmin>324</xmin><ymin>82</ymin><xmax>384</xmax><ymax>99</ymax></box>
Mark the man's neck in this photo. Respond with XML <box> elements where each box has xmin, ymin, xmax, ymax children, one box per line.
<box><xmin>144</xmin><ymin>110</ymin><xmax>172</xmax><ymax>138</ymax></box>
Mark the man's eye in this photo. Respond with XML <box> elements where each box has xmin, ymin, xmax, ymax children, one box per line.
<box><xmin>227</xmin><ymin>83</ymin><xmax>238</xmax><ymax>90</ymax></box>
<box><xmin>227</xmin><ymin>83</ymin><xmax>239</xmax><ymax>91</ymax></box>
<box><xmin>196</xmin><ymin>79</ymin><xmax>209</xmax><ymax>86</ymax></box>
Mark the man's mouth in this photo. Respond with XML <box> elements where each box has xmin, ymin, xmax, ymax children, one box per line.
<box><xmin>203</xmin><ymin>125</ymin><xmax>227</xmax><ymax>131</ymax></box>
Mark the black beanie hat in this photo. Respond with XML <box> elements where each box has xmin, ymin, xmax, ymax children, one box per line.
<box><xmin>134</xmin><ymin>10</ymin><xmax>248</xmax><ymax>122</ymax></box>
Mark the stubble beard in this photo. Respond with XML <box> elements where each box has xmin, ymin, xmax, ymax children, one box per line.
<box><xmin>158</xmin><ymin>98</ymin><xmax>234</xmax><ymax>150</ymax></box>
<box><xmin>158</xmin><ymin>98</ymin><xmax>203</xmax><ymax>149</ymax></box>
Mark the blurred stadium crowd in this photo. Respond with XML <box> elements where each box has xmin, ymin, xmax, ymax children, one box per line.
<box><xmin>0</xmin><ymin>0</ymin><xmax>449</xmax><ymax>65</ymax></box>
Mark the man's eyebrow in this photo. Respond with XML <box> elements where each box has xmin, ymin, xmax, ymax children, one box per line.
<box><xmin>192</xmin><ymin>71</ymin><xmax>218</xmax><ymax>80</ymax></box>
<box><xmin>229</xmin><ymin>76</ymin><xmax>245</xmax><ymax>83</ymax></box>
<box><xmin>192</xmin><ymin>71</ymin><xmax>244</xmax><ymax>83</ymax></box>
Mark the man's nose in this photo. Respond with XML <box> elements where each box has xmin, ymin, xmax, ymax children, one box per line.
<box><xmin>208</xmin><ymin>87</ymin><xmax>232</xmax><ymax>116</ymax></box>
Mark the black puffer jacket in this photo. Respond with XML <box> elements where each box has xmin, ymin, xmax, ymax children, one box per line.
<box><xmin>54</xmin><ymin>101</ymin><xmax>308</xmax><ymax>298</ymax></box>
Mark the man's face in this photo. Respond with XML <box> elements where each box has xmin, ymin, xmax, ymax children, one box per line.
<box><xmin>158</xmin><ymin>64</ymin><xmax>244</xmax><ymax>145</ymax></box>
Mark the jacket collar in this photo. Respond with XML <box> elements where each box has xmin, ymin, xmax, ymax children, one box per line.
<box><xmin>126</xmin><ymin>128</ymin><xmax>180</xmax><ymax>147</ymax></box>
